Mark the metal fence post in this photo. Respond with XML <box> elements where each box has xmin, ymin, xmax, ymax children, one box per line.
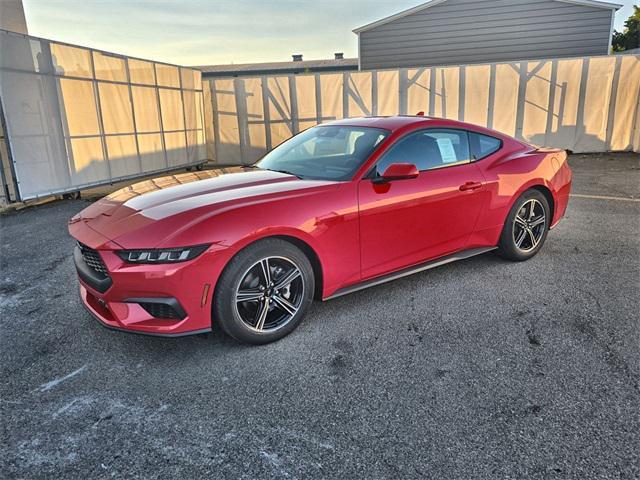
<box><xmin>0</xmin><ymin>94</ymin><xmax>21</xmax><ymax>202</ymax></box>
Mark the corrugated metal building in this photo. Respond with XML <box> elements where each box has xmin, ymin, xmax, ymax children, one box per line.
<box><xmin>354</xmin><ymin>0</ymin><xmax>622</xmax><ymax>70</ymax></box>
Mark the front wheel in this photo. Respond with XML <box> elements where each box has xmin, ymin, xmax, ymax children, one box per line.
<box><xmin>213</xmin><ymin>239</ymin><xmax>315</xmax><ymax>344</ymax></box>
<box><xmin>497</xmin><ymin>189</ymin><xmax>550</xmax><ymax>262</ymax></box>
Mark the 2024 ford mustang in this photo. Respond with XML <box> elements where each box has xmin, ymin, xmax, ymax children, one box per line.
<box><xmin>69</xmin><ymin>116</ymin><xmax>572</xmax><ymax>344</ymax></box>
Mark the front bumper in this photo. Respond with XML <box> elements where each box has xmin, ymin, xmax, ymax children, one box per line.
<box><xmin>72</xmin><ymin>238</ymin><xmax>228</xmax><ymax>337</ymax></box>
<box><xmin>80</xmin><ymin>285</ymin><xmax>211</xmax><ymax>337</ymax></box>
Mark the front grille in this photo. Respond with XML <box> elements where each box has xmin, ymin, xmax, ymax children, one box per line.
<box><xmin>139</xmin><ymin>302</ymin><xmax>183</xmax><ymax>319</ymax></box>
<box><xmin>77</xmin><ymin>242</ymin><xmax>108</xmax><ymax>275</ymax></box>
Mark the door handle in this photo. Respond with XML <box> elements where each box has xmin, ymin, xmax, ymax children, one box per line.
<box><xmin>459</xmin><ymin>181</ymin><xmax>483</xmax><ymax>191</ymax></box>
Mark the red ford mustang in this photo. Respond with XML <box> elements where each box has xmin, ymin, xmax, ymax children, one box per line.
<box><xmin>69</xmin><ymin>116</ymin><xmax>572</xmax><ymax>344</ymax></box>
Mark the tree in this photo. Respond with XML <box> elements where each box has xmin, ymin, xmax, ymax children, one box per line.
<box><xmin>612</xmin><ymin>6</ymin><xmax>640</xmax><ymax>52</ymax></box>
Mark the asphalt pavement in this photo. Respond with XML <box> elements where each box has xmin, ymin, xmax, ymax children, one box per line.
<box><xmin>1</xmin><ymin>152</ymin><xmax>639</xmax><ymax>479</ymax></box>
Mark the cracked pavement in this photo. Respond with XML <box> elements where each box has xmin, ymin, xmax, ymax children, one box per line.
<box><xmin>1</xmin><ymin>153</ymin><xmax>639</xmax><ymax>479</ymax></box>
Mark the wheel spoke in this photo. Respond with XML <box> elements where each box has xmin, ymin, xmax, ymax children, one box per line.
<box><xmin>528</xmin><ymin>200</ymin><xmax>536</xmax><ymax>220</ymax></box>
<box><xmin>236</xmin><ymin>288</ymin><xmax>263</xmax><ymax>303</ymax></box>
<box><xmin>260</xmin><ymin>258</ymin><xmax>271</xmax><ymax>285</ymax></box>
<box><xmin>530</xmin><ymin>216</ymin><xmax>545</xmax><ymax>228</ymax></box>
<box><xmin>272</xmin><ymin>295</ymin><xmax>298</xmax><ymax>317</ymax></box>
<box><xmin>254</xmin><ymin>299</ymin><xmax>269</xmax><ymax>331</ymax></box>
<box><xmin>515</xmin><ymin>215</ymin><xmax>528</xmax><ymax>228</ymax></box>
<box><xmin>275</xmin><ymin>268</ymin><xmax>301</xmax><ymax>290</ymax></box>
<box><xmin>515</xmin><ymin>228</ymin><xmax>527</xmax><ymax>247</ymax></box>
<box><xmin>528</xmin><ymin>228</ymin><xmax>539</xmax><ymax>248</ymax></box>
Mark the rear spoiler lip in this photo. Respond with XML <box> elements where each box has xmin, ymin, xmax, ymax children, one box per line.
<box><xmin>525</xmin><ymin>146</ymin><xmax>571</xmax><ymax>156</ymax></box>
<box><xmin>520</xmin><ymin>141</ymin><xmax>573</xmax><ymax>155</ymax></box>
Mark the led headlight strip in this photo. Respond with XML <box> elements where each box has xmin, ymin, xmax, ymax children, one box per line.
<box><xmin>116</xmin><ymin>244</ymin><xmax>210</xmax><ymax>264</ymax></box>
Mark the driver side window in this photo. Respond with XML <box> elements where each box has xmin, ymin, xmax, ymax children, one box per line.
<box><xmin>376</xmin><ymin>129</ymin><xmax>471</xmax><ymax>175</ymax></box>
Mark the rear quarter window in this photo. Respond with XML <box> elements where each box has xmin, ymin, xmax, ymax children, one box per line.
<box><xmin>470</xmin><ymin>132</ymin><xmax>502</xmax><ymax>160</ymax></box>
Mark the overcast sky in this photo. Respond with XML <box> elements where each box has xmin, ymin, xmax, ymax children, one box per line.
<box><xmin>22</xmin><ymin>0</ymin><xmax>638</xmax><ymax>66</ymax></box>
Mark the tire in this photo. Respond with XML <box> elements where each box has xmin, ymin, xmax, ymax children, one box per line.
<box><xmin>496</xmin><ymin>189</ymin><xmax>551</xmax><ymax>262</ymax></box>
<box><xmin>213</xmin><ymin>238</ymin><xmax>315</xmax><ymax>345</ymax></box>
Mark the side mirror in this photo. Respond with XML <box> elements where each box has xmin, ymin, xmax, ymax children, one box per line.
<box><xmin>373</xmin><ymin>163</ymin><xmax>419</xmax><ymax>183</ymax></box>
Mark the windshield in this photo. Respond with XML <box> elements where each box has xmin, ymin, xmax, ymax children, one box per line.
<box><xmin>256</xmin><ymin>125</ymin><xmax>389</xmax><ymax>181</ymax></box>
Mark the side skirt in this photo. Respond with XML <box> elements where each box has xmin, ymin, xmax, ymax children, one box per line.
<box><xmin>324</xmin><ymin>247</ymin><xmax>497</xmax><ymax>301</ymax></box>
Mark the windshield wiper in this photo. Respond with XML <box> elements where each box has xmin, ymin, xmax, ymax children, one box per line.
<box><xmin>265</xmin><ymin>168</ymin><xmax>305</xmax><ymax>179</ymax></box>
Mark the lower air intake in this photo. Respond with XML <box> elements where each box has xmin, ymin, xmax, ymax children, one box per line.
<box><xmin>128</xmin><ymin>297</ymin><xmax>187</xmax><ymax>320</ymax></box>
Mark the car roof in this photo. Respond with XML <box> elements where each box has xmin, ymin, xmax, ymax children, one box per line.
<box><xmin>323</xmin><ymin>116</ymin><xmax>432</xmax><ymax>131</ymax></box>
<box><xmin>322</xmin><ymin>115</ymin><xmax>515</xmax><ymax>140</ymax></box>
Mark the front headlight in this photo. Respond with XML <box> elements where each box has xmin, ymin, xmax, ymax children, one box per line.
<box><xmin>115</xmin><ymin>244</ymin><xmax>210</xmax><ymax>264</ymax></box>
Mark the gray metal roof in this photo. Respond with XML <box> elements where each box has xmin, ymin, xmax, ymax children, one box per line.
<box><xmin>195</xmin><ymin>58</ymin><xmax>358</xmax><ymax>77</ymax></box>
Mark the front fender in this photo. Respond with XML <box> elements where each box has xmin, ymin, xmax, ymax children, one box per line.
<box><xmin>158</xmin><ymin>183</ymin><xmax>361</xmax><ymax>299</ymax></box>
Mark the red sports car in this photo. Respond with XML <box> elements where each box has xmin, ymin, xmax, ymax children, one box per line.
<box><xmin>69</xmin><ymin>116</ymin><xmax>572</xmax><ymax>344</ymax></box>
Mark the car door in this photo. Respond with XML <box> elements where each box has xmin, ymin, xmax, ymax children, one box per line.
<box><xmin>358</xmin><ymin>128</ymin><xmax>488</xmax><ymax>280</ymax></box>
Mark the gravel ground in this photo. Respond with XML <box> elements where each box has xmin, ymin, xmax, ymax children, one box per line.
<box><xmin>1</xmin><ymin>153</ymin><xmax>639</xmax><ymax>479</ymax></box>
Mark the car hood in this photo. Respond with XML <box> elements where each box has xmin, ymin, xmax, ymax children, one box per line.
<box><xmin>69</xmin><ymin>167</ymin><xmax>338</xmax><ymax>248</ymax></box>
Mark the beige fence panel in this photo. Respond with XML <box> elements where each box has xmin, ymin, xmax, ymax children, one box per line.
<box><xmin>490</xmin><ymin>63</ymin><xmax>519</xmax><ymax>136</ymax></box>
<box><xmin>243</xmin><ymin>77</ymin><xmax>268</xmax><ymax>161</ymax></box>
<box><xmin>377</xmin><ymin>70</ymin><xmax>400</xmax><ymax>116</ymax></box>
<box><xmin>432</xmin><ymin>66</ymin><xmax>460</xmax><ymax>120</ymax></box>
<box><xmin>210</xmin><ymin>77</ymin><xmax>241</xmax><ymax>164</ymax></box>
<box><xmin>202</xmin><ymin>80</ymin><xmax>216</xmax><ymax>161</ymax></box>
<box><xmin>578</xmin><ymin>57</ymin><xmax>614</xmax><ymax>152</ymax></box>
<box><xmin>610</xmin><ymin>55</ymin><xmax>640</xmax><ymax>151</ymax></box>
<box><xmin>266</xmin><ymin>76</ymin><xmax>293</xmax><ymax>148</ymax></box>
<box><xmin>0</xmin><ymin>29</ymin><xmax>207</xmax><ymax>202</ymax></box>
<box><xmin>521</xmin><ymin>61</ymin><xmax>553</xmax><ymax>144</ymax></box>
<box><xmin>634</xmin><ymin>95</ymin><xmax>640</xmax><ymax>153</ymax></box>
<box><xmin>345</xmin><ymin>72</ymin><xmax>373</xmax><ymax>118</ymax></box>
<box><xmin>295</xmin><ymin>75</ymin><xmax>318</xmax><ymax>132</ymax></box>
<box><xmin>205</xmin><ymin>54</ymin><xmax>639</xmax><ymax>166</ymax></box>
<box><xmin>546</xmin><ymin>58</ymin><xmax>583</xmax><ymax>149</ymax></box>
<box><xmin>405</xmin><ymin>68</ymin><xmax>431</xmax><ymax>116</ymax></box>
<box><xmin>463</xmin><ymin>65</ymin><xmax>491</xmax><ymax>127</ymax></box>
<box><xmin>319</xmin><ymin>73</ymin><xmax>343</xmax><ymax>122</ymax></box>
<box><xmin>0</xmin><ymin>104</ymin><xmax>17</xmax><ymax>204</ymax></box>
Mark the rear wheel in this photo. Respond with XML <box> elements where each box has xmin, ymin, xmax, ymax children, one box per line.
<box><xmin>497</xmin><ymin>189</ymin><xmax>550</xmax><ymax>261</ymax></box>
<box><xmin>213</xmin><ymin>239</ymin><xmax>314</xmax><ymax>344</ymax></box>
